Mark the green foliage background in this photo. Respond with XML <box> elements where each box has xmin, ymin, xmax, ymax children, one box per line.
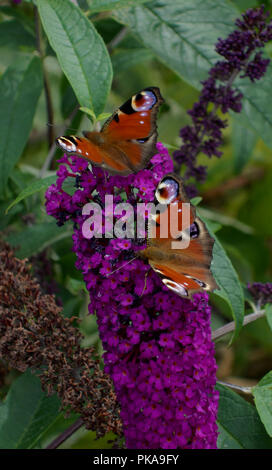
<box><xmin>1</xmin><ymin>0</ymin><xmax>272</xmax><ymax>449</ymax></box>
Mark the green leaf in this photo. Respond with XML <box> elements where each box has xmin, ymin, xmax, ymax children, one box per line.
<box><xmin>113</xmin><ymin>1</ymin><xmax>272</xmax><ymax>150</ymax></box>
<box><xmin>0</xmin><ymin>20</ymin><xmax>35</xmax><ymax>49</ymax></box>
<box><xmin>5</xmin><ymin>175</ymin><xmax>57</xmax><ymax>214</ymax></box>
<box><xmin>0</xmin><ymin>370</ymin><xmax>61</xmax><ymax>449</ymax></box>
<box><xmin>265</xmin><ymin>303</ymin><xmax>272</xmax><ymax>332</ymax></box>
<box><xmin>111</xmin><ymin>48</ymin><xmax>154</xmax><ymax>73</ymax></box>
<box><xmin>96</xmin><ymin>112</ymin><xmax>112</xmax><ymax>121</ymax></box>
<box><xmin>79</xmin><ymin>107</ymin><xmax>112</xmax><ymax>123</ymax></box>
<box><xmin>216</xmin><ymin>383</ymin><xmax>272</xmax><ymax>449</ymax></box>
<box><xmin>5</xmin><ymin>174</ymin><xmax>77</xmax><ymax>214</ymax></box>
<box><xmin>87</xmin><ymin>0</ymin><xmax>148</xmax><ymax>12</ymax></box>
<box><xmin>199</xmin><ymin>207</ymin><xmax>254</xmax><ymax>235</ymax></box>
<box><xmin>232</xmin><ymin>120</ymin><xmax>257</xmax><ymax>174</ymax></box>
<box><xmin>37</xmin><ymin>0</ymin><xmax>112</xmax><ymax>116</ymax></box>
<box><xmin>204</xmin><ymin>219</ymin><xmax>244</xmax><ymax>339</ymax></box>
<box><xmin>60</xmin><ymin>75</ymin><xmax>78</xmax><ymax>119</ymax></box>
<box><xmin>0</xmin><ymin>6</ymin><xmax>34</xmax><ymax>29</ymax></box>
<box><xmin>0</xmin><ymin>55</ymin><xmax>43</xmax><ymax>198</ymax></box>
<box><xmin>190</xmin><ymin>196</ymin><xmax>202</xmax><ymax>206</ymax></box>
<box><xmin>239</xmin><ymin>170</ymin><xmax>272</xmax><ymax>238</ymax></box>
<box><xmin>79</xmin><ymin>106</ymin><xmax>97</xmax><ymax>121</ymax></box>
<box><xmin>66</xmin><ymin>277</ymin><xmax>88</xmax><ymax>295</ymax></box>
<box><xmin>7</xmin><ymin>221</ymin><xmax>72</xmax><ymax>259</ymax></box>
<box><xmin>113</xmin><ymin>0</ymin><xmax>238</xmax><ymax>90</ymax></box>
<box><xmin>234</xmin><ymin>64</ymin><xmax>272</xmax><ymax>150</ymax></box>
<box><xmin>253</xmin><ymin>371</ymin><xmax>272</xmax><ymax>437</ymax></box>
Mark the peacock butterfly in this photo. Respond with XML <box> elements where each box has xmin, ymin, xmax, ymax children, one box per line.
<box><xmin>140</xmin><ymin>174</ymin><xmax>218</xmax><ymax>298</ymax></box>
<box><xmin>56</xmin><ymin>87</ymin><xmax>164</xmax><ymax>175</ymax></box>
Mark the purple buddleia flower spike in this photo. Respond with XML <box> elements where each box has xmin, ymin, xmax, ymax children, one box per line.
<box><xmin>248</xmin><ymin>282</ymin><xmax>272</xmax><ymax>307</ymax></box>
<box><xmin>45</xmin><ymin>144</ymin><xmax>219</xmax><ymax>449</ymax></box>
<box><xmin>173</xmin><ymin>5</ymin><xmax>272</xmax><ymax>197</ymax></box>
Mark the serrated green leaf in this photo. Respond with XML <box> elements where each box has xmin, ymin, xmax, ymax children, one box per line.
<box><xmin>87</xmin><ymin>0</ymin><xmax>148</xmax><ymax>12</ymax></box>
<box><xmin>113</xmin><ymin>0</ymin><xmax>238</xmax><ymax>90</ymax></box>
<box><xmin>0</xmin><ymin>55</ymin><xmax>43</xmax><ymax>197</ymax></box>
<box><xmin>216</xmin><ymin>383</ymin><xmax>272</xmax><ymax>449</ymax></box>
<box><xmin>253</xmin><ymin>371</ymin><xmax>272</xmax><ymax>438</ymax></box>
<box><xmin>113</xmin><ymin>1</ymin><xmax>272</xmax><ymax>150</ymax></box>
<box><xmin>0</xmin><ymin>371</ymin><xmax>61</xmax><ymax>449</ymax></box>
<box><xmin>37</xmin><ymin>0</ymin><xmax>112</xmax><ymax>116</ymax></box>
<box><xmin>204</xmin><ymin>219</ymin><xmax>244</xmax><ymax>339</ymax></box>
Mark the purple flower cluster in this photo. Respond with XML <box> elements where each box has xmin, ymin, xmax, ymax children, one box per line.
<box><xmin>45</xmin><ymin>143</ymin><xmax>219</xmax><ymax>449</ymax></box>
<box><xmin>173</xmin><ymin>6</ymin><xmax>272</xmax><ymax>197</ymax></box>
<box><xmin>248</xmin><ymin>282</ymin><xmax>272</xmax><ymax>307</ymax></box>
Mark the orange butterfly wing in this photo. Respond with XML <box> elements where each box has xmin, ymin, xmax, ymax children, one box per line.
<box><xmin>56</xmin><ymin>87</ymin><xmax>164</xmax><ymax>174</ymax></box>
<box><xmin>141</xmin><ymin>174</ymin><xmax>218</xmax><ymax>298</ymax></box>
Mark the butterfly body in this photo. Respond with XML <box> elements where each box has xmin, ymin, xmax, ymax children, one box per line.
<box><xmin>56</xmin><ymin>87</ymin><xmax>164</xmax><ymax>175</ymax></box>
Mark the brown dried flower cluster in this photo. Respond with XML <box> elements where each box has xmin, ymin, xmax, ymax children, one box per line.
<box><xmin>0</xmin><ymin>241</ymin><xmax>122</xmax><ymax>438</ymax></box>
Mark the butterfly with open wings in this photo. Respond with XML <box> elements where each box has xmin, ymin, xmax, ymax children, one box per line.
<box><xmin>56</xmin><ymin>87</ymin><xmax>218</xmax><ymax>298</ymax></box>
<box><xmin>57</xmin><ymin>87</ymin><xmax>163</xmax><ymax>175</ymax></box>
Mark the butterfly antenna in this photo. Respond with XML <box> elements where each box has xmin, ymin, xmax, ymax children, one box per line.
<box><xmin>106</xmin><ymin>255</ymin><xmax>138</xmax><ymax>276</ymax></box>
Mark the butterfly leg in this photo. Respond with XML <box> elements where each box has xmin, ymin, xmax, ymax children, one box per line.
<box><xmin>139</xmin><ymin>267</ymin><xmax>152</xmax><ymax>297</ymax></box>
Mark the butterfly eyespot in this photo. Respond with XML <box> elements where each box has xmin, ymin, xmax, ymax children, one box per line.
<box><xmin>136</xmin><ymin>137</ymin><xmax>149</xmax><ymax>143</ymax></box>
<box><xmin>162</xmin><ymin>279</ymin><xmax>189</xmax><ymax>297</ymax></box>
<box><xmin>135</xmin><ymin>93</ymin><xmax>143</xmax><ymax>101</ymax></box>
<box><xmin>132</xmin><ymin>90</ymin><xmax>157</xmax><ymax>112</ymax></box>
<box><xmin>155</xmin><ymin>178</ymin><xmax>179</xmax><ymax>204</ymax></box>
<box><xmin>57</xmin><ymin>136</ymin><xmax>77</xmax><ymax>152</ymax></box>
<box><xmin>184</xmin><ymin>274</ymin><xmax>206</xmax><ymax>288</ymax></box>
<box><xmin>190</xmin><ymin>222</ymin><xmax>200</xmax><ymax>239</ymax></box>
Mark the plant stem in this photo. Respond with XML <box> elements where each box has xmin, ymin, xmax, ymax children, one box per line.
<box><xmin>107</xmin><ymin>27</ymin><xmax>128</xmax><ymax>53</ymax></box>
<box><xmin>202</xmin><ymin>166</ymin><xmax>265</xmax><ymax>203</ymax></box>
<box><xmin>46</xmin><ymin>417</ymin><xmax>84</xmax><ymax>449</ymax></box>
<box><xmin>39</xmin><ymin>105</ymin><xmax>79</xmax><ymax>178</ymax></box>
<box><xmin>217</xmin><ymin>380</ymin><xmax>253</xmax><ymax>395</ymax></box>
<box><xmin>35</xmin><ymin>6</ymin><xmax>55</xmax><ymax>148</ymax></box>
<box><xmin>212</xmin><ymin>309</ymin><xmax>265</xmax><ymax>341</ymax></box>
